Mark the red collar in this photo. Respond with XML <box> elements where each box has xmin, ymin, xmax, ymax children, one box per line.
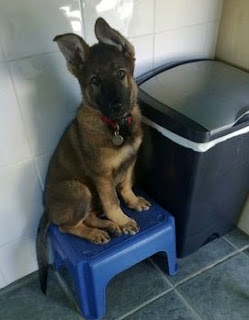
<box><xmin>101</xmin><ymin>115</ymin><xmax>132</xmax><ymax>130</ymax></box>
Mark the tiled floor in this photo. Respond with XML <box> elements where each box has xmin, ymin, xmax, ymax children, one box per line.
<box><xmin>1</xmin><ymin>228</ymin><xmax>249</xmax><ymax>320</ymax></box>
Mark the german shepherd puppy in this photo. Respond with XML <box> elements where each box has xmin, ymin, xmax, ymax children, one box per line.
<box><xmin>36</xmin><ymin>17</ymin><xmax>151</xmax><ymax>294</ymax></box>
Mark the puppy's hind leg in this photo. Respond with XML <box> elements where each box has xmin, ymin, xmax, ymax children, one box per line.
<box><xmin>60</xmin><ymin>220</ymin><xmax>111</xmax><ymax>245</ymax></box>
<box><xmin>48</xmin><ymin>180</ymin><xmax>110</xmax><ymax>244</ymax></box>
<box><xmin>84</xmin><ymin>210</ymin><xmax>122</xmax><ymax>236</ymax></box>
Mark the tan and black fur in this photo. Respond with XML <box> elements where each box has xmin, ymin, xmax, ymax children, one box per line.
<box><xmin>36</xmin><ymin>18</ymin><xmax>151</xmax><ymax>294</ymax></box>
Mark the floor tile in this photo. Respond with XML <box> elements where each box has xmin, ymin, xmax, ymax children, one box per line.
<box><xmin>124</xmin><ymin>290</ymin><xmax>198</xmax><ymax>320</ymax></box>
<box><xmin>224</xmin><ymin>227</ymin><xmax>249</xmax><ymax>249</ymax></box>
<box><xmin>243</xmin><ymin>248</ymin><xmax>249</xmax><ymax>257</ymax></box>
<box><xmin>57</xmin><ymin>260</ymin><xmax>170</xmax><ymax>320</ymax></box>
<box><xmin>178</xmin><ymin>253</ymin><xmax>249</xmax><ymax>320</ymax></box>
<box><xmin>153</xmin><ymin>237</ymin><xmax>235</xmax><ymax>285</ymax></box>
<box><xmin>0</xmin><ymin>270</ymin><xmax>81</xmax><ymax>320</ymax></box>
<box><xmin>103</xmin><ymin>260</ymin><xmax>170</xmax><ymax>320</ymax></box>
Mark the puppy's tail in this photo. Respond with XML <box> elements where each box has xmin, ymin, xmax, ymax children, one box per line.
<box><xmin>36</xmin><ymin>211</ymin><xmax>49</xmax><ymax>294</ymax></box>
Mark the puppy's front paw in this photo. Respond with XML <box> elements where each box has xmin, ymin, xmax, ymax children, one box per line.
<box><xmin>120</xmin><ymin>219</ymin><xmax>139</xmax><ymax>235</ymax></box>
<box><xmin>89</xmin><ymin>229</ymin><xmax>110</xmax><ymax>245</ymax></box>
<box><xmin>127</xmin><ymin>196</ymin><xmax>152</xmax><ymax>212</ymax></box>
<box><xmin>105</xmin><ymin>221</ymin><xmax>122</xmax><ymax>236</ymax></box>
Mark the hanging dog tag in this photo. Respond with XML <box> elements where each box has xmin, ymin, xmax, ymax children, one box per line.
<box><xmin>112</xmin><ymin>129</ymin><xmax>124</xmax><ymax>146</ymax></box>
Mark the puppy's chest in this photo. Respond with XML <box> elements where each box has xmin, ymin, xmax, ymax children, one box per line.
<box><xmin>110</xmin><ymin>136</ymin><xmax>142</xmax><ymax>176</ymax></box>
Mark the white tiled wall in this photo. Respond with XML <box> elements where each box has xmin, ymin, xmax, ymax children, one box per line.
<box><xmin>0</xmin><ymin>0</ymin><xmax>223</xmax><ymax>288</ymax></box>
<box><xmin>154</xmin><ymin>21</ymin><xmax>220</xmax><ymax>68</ymax></box>
<box><xmin>0</xmin><ymin>233</ymin><xmax>37</xmax><ymax>285</ymax></box>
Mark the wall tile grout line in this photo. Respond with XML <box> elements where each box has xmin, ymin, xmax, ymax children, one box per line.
<box><xmin>34</xmin><ymin>159</ymin><xmax>45</xmax><ymax>191</ymax></box>
<box><xmin>154</xmin><ymin>18</ymin><xmax>220</xmax><ymax>36</ymax></box>
<box><xmin>0</xmin><ymin>230</ymin><xmax>36</xmax><ymax>249</ymax></box>
<box><xmin>80</xmin><ymin>0</ymin><xmax>89</xmax><ymax>43</ymax></box>
<box><xmin>0</xmin><ymin>150</ymin><xmax>52</xmax><ymax>169</ymax></box>
<box><xmin>128</xmin><ymin>32</ymin><xmax>154</xmax><ymax>42</ymax></box>
<box><xmin>0</xmin><ymin>155</ymin><xmax>34</xmax><ymax>169</ymax></box>
<box><xmin>3</xmin><ymin>49</ymin><xmax>59</xmax><ymax>64</ymax></box>
<box><xmin>33</xmin><ymin>150</ymin><xmax>51</xmax><ymax>190</ymax></box>
<box><xmin>214</xmin><ymin>0</ymin><xmax>224</xmax><ymax>54</ymax></box>
<box><xmin>0</xmin><ymin>269</ymin><xmax>7</xmax><ymax>287</ymax></box>
<box><xmin>6</xmin><ymin>61</ymin><xmax>34</xmax><ymax>161</ymax></box>
<box><xmin>6</xmin><ymin>60</ymin><xmax>40</xmax><ymax>194</ymax></box>
<box><xmin>79</xmin><ymin>0</ymin><xmax>86</xmax><ymax>39</ymax></box>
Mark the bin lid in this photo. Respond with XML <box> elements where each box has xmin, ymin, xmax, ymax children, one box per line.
<box><xmin>139</xmin><ymin>60</ymin><xmax>249</xmax><ymax>142</ymax></box>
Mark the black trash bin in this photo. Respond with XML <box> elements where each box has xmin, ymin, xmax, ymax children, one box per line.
<box><xmin>136</xmin><ymin>60</ymin><xmax>249</xmax><ymax>257</ymax></box>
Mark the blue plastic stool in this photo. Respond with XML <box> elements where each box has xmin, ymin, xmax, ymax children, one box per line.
<box><xmin>49</xmin><ymin>192</ymin><xmax>178</xmax><ymax>320</ymax></box>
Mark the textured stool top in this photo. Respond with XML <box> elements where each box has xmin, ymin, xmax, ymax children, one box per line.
<box><xmin>49</xmin><ymin>192</ymin><xmax>170</xmax><ymax>264</ymax></box>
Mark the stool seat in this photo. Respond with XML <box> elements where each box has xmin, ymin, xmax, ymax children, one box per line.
<box><xmin>49</xmin><ymin>192</ymin><xmax>178</xmax><ymax>320</ymax></box>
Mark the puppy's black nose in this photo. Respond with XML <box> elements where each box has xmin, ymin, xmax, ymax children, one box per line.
<box><xmin>112</xmin><ymin>103</ymin><xmax>123</xmax><ymax>112</ymax></box>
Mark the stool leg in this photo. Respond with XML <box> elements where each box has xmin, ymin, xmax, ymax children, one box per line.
<box><xmin>165</xmin><ymin>216</ymin><xmax>178</xmax><ymax>276</ymax></box>
<box><xmin>53</xmin><ymin>250</ymin><xmax>64</xmax><ymax>271</ymax></box>
<box><xmin>166</xmin><ymin>247</ymin><xmax>178</xmax><ymax>276</ymax></box>
<box><xmin>72</xmin><ymin>267</ymin><xmax>107</xmax><ymax>320</ymax></box>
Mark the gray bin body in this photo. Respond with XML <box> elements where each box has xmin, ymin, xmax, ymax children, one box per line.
<box><xmin>136</xmin><ymin>60</ymin><xmax>249</xmax><ymax>257</ymax></box>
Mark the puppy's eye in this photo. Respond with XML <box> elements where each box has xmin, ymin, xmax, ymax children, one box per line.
<box><xmin>117</xmin><ymin>69</ymin><xmax>126</xmax><ymax>79</ymax></box>
<box><xmin>90</xmin><ymin>75</ymin><xmax>102</xmax><ymax>86</ymax></box>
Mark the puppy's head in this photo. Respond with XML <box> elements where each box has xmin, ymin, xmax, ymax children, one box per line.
<box><xmin>54</xmin><ymin>18</ymin><xmax>137</xmax><ymax>120</ymax></box>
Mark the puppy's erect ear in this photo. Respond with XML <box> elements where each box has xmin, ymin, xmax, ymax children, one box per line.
<box><xmin>95</xmin><ymin>18</ymin><xmax>135</xmax><ymax>58</ymax></box>
<box><xmin>53</xmin><ymin>33</ymin><xmax>89</xmax><ymax>75</ymax></box>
